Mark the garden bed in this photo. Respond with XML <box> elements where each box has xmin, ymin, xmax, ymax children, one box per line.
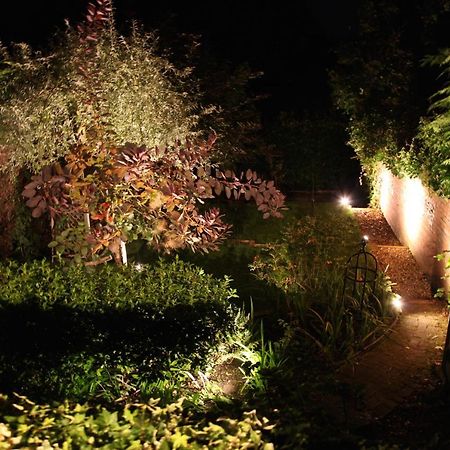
<box><xmin>0</xmin><ymin>202</ymin><xmax>399</xmax><ymax>448</ymax></box>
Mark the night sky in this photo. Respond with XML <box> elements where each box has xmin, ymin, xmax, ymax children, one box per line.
<box><xmin>0</xmin><ymin>0</ymin><xmax>358</xmax><ymax>115</ymax></box>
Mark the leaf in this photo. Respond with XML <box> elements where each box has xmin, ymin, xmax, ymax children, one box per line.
<box><xmin>256</xmin><ymin>193</ymin><xmax>264</xmax><ymax>206</ymax></box>
<box><xmin>22</xmin><ymin>189</ymin><xmax>36</xmax><ymax>198</ymax></box>
<box><xmin>26</xmin><ymin>195</ymin><xmax>43</xmax><ymax>208</ymax></box>
<box><xmin>23</xmin><ymin>181</ymin><xmax>40</xmax><ymax>191</ymax></box>
<box><xmin>60</xmin><ymin>229</ymin><xmax>71</xmax><ymax>239</ymax></box>
<box><xmin>32</xmin><ymin>207</ymin><xmax>43</xmax><ymax>218</ymax></box>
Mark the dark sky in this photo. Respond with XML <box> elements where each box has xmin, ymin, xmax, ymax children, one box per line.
<box><xmin>0</xmin><ymin>0</ymin><xmax>358</xmax><ymax>114</ymax></box>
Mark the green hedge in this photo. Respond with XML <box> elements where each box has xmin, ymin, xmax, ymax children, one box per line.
<box><xmin>0</xmin><ymin>258</ymin><xmax>236</xmax><ymax>312</ymax></box>
<box><xmin>0</xmin><ymin>259</ymin><xmax>238</xmax><ymax>401</ymax></box>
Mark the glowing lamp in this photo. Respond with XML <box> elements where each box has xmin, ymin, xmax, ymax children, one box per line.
<box><xmin>339</xmin><ymin>196</ymin><xmax>351</xmax><ymax>208</ymax></box>
<box><xmin>392</xmin><ymin>294</ymin><xmax>403</xmax><ymax>312</ymax></box>
<box><xmin>363</xmin><ymin>235</ymin><xmax>369</xmax><ymax>242</ymax></box>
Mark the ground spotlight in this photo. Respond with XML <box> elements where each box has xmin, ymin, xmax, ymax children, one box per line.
<box><xmin>339</xmin><ymin>195</ymin><xmax>351</xmax><ymax>208</ymax></box>
<box><xmin>392</xmin><ymin>294</ymin><xmax>403</xmax><ymax>312</ymax></box>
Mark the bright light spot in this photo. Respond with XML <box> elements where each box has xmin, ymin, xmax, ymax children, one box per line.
<box><xmin>363</xmin><ymin>235</ymin><xmax>369</xmax><ymax>242</ymax></box>
<box><xmin>339</xmin><ymin>196</ymin><xmax>351</xmax><ymax>208</ymax></box>
<box><xmin>392</xmin><ymin>294</ymin><xmax>403</xmax><ymax>312</ymax></box>
<box><xmin>402</xmin><ymin>177</ymin><xmax>425</xmax><ymax>244</ymax></box>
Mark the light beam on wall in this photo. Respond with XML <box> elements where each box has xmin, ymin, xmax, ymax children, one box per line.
<box><xmin>402</xmin><ymin>177</ymin><xmax>426</xmax><ymax>244</ymax></box>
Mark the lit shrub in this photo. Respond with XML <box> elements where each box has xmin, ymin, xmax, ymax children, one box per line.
<box><xmin>0</xmin><ymin>393</ymin><xmax>275</xmax><ymax>449</ymax></box>
<box><xmin>251</xmin><ymin>209</ymin><xmax>394</xmax><ymax>358</ymax></box>
<box><xmin>0</xmin><ymin>258</ymin><xmax>238</xmax><ymax>401</ymax></box>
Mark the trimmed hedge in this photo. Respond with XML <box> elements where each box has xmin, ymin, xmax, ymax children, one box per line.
<box><xmin>0</xmin><ymin>259</ymin><xmax>238</xmax><ymax>401</ymax></box>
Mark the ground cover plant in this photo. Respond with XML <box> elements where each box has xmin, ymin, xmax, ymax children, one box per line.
<box><xmin>0</xmin><ymin>394</ymin><xmax>276</xmax><ymax>449</ymax></box>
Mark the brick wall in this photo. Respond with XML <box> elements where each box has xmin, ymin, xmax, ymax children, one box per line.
<box><xmin>377</xmin><ymin>166</ymin><xmax>450</xmax><ymax>291</ymax></box>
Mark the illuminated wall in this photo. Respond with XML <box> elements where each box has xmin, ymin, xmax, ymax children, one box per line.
<box><xmin>377</xmin><ymin>166</ymin><xmax>450</xmax><ymax>291</ymax></box>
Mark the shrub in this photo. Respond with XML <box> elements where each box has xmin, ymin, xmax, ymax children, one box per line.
<box><xmin>1</xmin><ymin>2</ymin><xmax>285</xmax><ymax>264</ymax></box>
<box><xmin>0</xmin><ymin>393</ymin><xmax>275</xmax><ymax>449</ymax></box>
<box><xmin>0</xmin><ymin>258</ymin><xmax>239</xmax><ymax>401</ymax></box>
<box><xmin>251</xmin><ymin>208</ymin><xmax>394</xmax><ymax>358</ymax></box>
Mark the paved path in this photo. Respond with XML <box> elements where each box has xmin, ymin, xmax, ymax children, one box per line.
<box><xmin>336</xmin><ymin>208</ymin><xmax>448</xmax><ymax>427</ymax></box>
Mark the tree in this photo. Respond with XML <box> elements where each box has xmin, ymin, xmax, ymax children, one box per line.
<box><xmin>0</xmin><ymin>0</ymin><xmax>285</xmax><ymax>264</ymax></box>
<box><xmin>329</xmin><ymin>1</ymin><xmax>416</xmax><ymax>167</ymax></box>
<box><xmin>330</xmin><ymin>0</ymin><xmax>450</xmax><ymax>186</ymax></box>
<box><xmin>0</xmin><ymin>8</ymin><xmax>201</xmax><ymax>175</ymax></box>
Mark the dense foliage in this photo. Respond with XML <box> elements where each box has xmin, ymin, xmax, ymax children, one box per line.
<box><xmin>0</xmin><ymin>258</ymin><xmax>240</xmax><ymax>401</ymax></box>
<box><xmin>0</xmin><ymin>20</ymin><xmax>200</xmax><ymax>174</ymax></box>
<box><xmin>0</xmin><ymin>0</ymin><xmax>285</xmax><ymax>263</ymax></box>
<box><xmin>414</xmin><ymin>49</ymin><xmax>450</xmax><ymax>196</ymax></box>
<box><xmin>0</xmin><ymin>394</ymin><xmax>275</xmax><ymax>449</ymax></box>
<box><xmin>251</xmin><ymin>208</ymin><xmax>395</xmax><ymax>357</ymax></box>
<box><xmin>330</xmin><ymin>1</ymin><xmax>418</xmax><ymax>172</ymax></box>
<box><xmin>330</xmin><ymin>0</ymin><xmax>450</xmax><ymax>198</ymax></box>
<box><xmin>0</xmin><ymin>203</ymin><xmax>399</xmax><ymax>448</ymax></box>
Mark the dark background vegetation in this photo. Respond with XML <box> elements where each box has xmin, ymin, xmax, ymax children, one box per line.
<box><xmin>0</xmin><ymin>0</ymin><xmax>363</xmax><ymax>194</ymax></box>
<box><xmin>4</xmin><ymin>1</ymin><xmax>449</xmax><ymax>199</ymax></box>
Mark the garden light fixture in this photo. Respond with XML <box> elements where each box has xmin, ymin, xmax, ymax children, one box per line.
<box><xmin>392</xmin><ymin>293</ymin><xmax>403</xmax><ymax>312</ymax></box>
<box><xmin>339</xmin><ymin>195</ymin><xmax>351</xmax><ymax>208</ymax></box>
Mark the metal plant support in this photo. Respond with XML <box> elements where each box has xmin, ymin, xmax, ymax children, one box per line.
<box><xmin>343</xmin><ymin>238</ymin><xmax>378</xmax><ymax>308</ymax></box>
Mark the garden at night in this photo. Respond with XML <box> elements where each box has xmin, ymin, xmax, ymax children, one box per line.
<box><xmin>1</xmin><ymin>1</ymin><xmax>450</xmax><ymax>448</ymax></box>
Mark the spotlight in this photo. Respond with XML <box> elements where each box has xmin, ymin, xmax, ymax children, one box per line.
<box><xmin>339</xmin><ymin>196</ymin><xmax>351</xmax><ymax>208</ymax></box>
<box><xmin>392</xmin><ymin>294</ymin><xmax>403</xmax><ymax>312</ymax></box>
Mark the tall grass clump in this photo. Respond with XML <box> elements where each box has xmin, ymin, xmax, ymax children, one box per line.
<box><xmin>251</xmin><ymin>208</ymin><xmax>395</xmax><ymax>359</ymax></box>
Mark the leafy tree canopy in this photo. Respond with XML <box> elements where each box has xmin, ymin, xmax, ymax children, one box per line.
<box><xmin>0</xmin><ymin>0</ymin><xmax>285</xmax><ymax>263</ymax></box>
<box><xmin>330</xmin><ymin>0</ymin><xmax>450</xmax><ymax>195</ymax></box>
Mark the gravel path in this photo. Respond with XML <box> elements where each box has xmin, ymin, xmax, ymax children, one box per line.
<box><xmin>336</xmin><ymin>208</ymin><xmax>448</xmax><ymax>427</ymax></box>
<box><xmin>352</xmin><ymin>207</ymin><xmax>432</xmax><ymax>300</ymax></box>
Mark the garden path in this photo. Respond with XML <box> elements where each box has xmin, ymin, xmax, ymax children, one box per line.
<box><xmin>336</xmin><ymin>207</ymin><xmax>448</xmax><ymax>427</ymax></box>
